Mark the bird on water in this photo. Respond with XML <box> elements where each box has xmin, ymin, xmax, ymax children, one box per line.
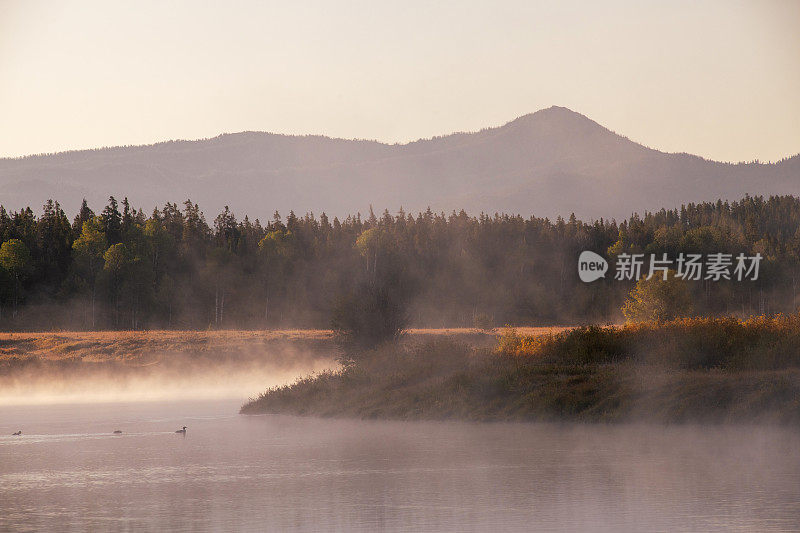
<box><xmin>175</xmin><ymin>426</ymin><xmax>187</xmax><ymax>434</ymax></box>
<box><xmin>11</xmin><ymin>431</ymin><xmax>21</xmax><ymax>436</ymax></box>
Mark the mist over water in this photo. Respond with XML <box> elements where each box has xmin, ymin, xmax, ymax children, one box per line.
<box><xmin>0</xmin><ymin>347</ymin><xmax>336</xmax><ymax>405</ymax></box>
<box><xmin>1</xmin><ymin>400</ymin><xmax>799</xmax><ymax>532</ymax></box>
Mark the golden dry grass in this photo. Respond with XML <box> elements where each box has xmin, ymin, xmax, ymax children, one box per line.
<box><xmin>0</xmin><ymin>329</ymin><xmax>333</xmax><ymax>362</ymax></box>
<box><xmin>407</xmin><ymin>326</ymin><xmax>574</xmax><ymax>336</ymax></box>
<box><xmin>0</xmin><ymin>327</ymin><xmax>572</xmax><ymax>362</ymax></box>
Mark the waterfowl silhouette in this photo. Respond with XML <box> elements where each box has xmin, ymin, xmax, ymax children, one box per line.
<box><xmin>113</xmin><ymin>430</ymin><xmax>123</xmax><ymax>434</ymax></box>
<box><xmin>175</xmin><ymin>426</ymin><xmax>187</xmax><ymax>434</ymax></box>
<box><xmin>11</xmin><ymin>430</ymin><xmax>21</xmax><ymax>436</ymax></box>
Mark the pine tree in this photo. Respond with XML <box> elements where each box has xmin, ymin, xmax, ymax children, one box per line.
<box><xmin>72</xmin><ymin>198</ymin><xmax>94</xmax><ymax>238</ymax></box>
<box><xmin>101</xmin><ymin>196</ymin><xmax>122</xmax><ymax>244</ymax></box>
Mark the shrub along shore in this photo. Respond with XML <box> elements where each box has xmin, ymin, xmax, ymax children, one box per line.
<box><xmin>240</xmin><ymin>316</ymin><xmax>800</xmax><ymax>424</ymax></box>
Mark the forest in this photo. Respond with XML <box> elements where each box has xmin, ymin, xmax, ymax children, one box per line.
<box><xmin>0</xmin><ymin>194</ymin><xmax>798</xmax><ymax>330</ymax></box>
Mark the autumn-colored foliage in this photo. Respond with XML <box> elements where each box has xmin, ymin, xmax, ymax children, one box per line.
<box><xmin>498</xmin><ymin>315</ymin><xmax>800</xmax><ymax>370</ymax></box>
<box><xmin>622</xmin><ymin>271</ymin><xmax>693</xmax><ymax>323</ymax></box>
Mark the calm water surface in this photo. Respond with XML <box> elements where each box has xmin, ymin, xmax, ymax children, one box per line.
<box><xmin>1</xmin><ymin>400</ymin><xmax>799</xmax><ymax>532</ymax></box>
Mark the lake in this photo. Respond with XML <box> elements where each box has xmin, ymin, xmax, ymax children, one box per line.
<box><xmin>1</xmin><ymin>400</ymin><xmax>799</xmax><ymax>531</ymax></box>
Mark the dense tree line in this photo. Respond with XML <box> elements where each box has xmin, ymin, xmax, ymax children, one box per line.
<box><xmin>0</xmin><ymin>194</ymin><xmax>797</xmax><ymax>330</ymax></box>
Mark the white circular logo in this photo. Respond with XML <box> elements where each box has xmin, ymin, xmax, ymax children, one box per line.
<box><xmin>578</xmin><ymin>251</ymin><xmax>608</xmax><ymax>282</ymax></box>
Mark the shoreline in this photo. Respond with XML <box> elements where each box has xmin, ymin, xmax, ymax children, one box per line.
<box><xmin>241</xmin><ymin>319</ymin><xmax>800</xmax><ymax>425</ymax></box>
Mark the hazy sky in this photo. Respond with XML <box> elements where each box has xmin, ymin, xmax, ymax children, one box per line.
<box><xmin>1</xmin><ymin>0</ymin><xmax>798</xmax><ymax>162</ymax></box>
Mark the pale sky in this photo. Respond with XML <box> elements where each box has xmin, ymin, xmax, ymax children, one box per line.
<box><xmin>0</xmin><ymin>0</ymin><xmax>798</xmax><ymax>162</ymax></box>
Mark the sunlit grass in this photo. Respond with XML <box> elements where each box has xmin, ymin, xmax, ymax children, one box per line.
<box><xmin>498</xmin><ymin>315</ymin><xmax>800</xmax><ymax>370</ymax></box>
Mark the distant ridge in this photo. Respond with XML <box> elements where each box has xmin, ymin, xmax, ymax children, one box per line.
<box><xmin>0</xmin><ymin>106</ymin><xmax>797</xmax><ymax>220</ymax></box>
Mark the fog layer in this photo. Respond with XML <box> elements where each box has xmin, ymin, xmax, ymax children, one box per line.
<box><xmin>0</xmin><ymin>331</ymin><xmax>336</xmax><ymax>405</ymax></box>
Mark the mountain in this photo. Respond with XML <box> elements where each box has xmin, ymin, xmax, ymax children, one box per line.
<box><xmin>0</xmin><ymin>106</ymin><xmax>798</xmax><ymax>221</ymax></box>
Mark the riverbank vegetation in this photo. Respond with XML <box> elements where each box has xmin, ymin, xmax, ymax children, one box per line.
<box><xmin>0</xmin><ymin>329</ymin><xmax>334</xmax><ymax>363</ymax></box>
<box><xmin>241</xmin><ymin>316</ymin><xmax>800</xmax><ymax>424</ymax></box>
<box><xmin>0</xmin><ymin>327</ymin><xmax>524</xmax><ymax>364</ymax></box>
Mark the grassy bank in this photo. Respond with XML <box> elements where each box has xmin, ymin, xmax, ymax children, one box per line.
<box><xmin>0</xmin><ymin>329</ymin><xmax>333</xmax><ymax>364</ymax></box>
<box><xmin>241</xmin><ymin>317</ymin><xmax>800</xmax><ymax>424</ymax></box>
<box><xmin>0</xmin><ymin>327</ymin><xmax>563</xmax><ymax>363</ymax></box>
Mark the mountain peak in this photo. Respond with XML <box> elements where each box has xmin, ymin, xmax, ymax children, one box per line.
<box><xmin>503</xmin><ymin>106</ymin><xmax>603</xmax><ymax>132</ymax></box>
<box><xmin>493</xmin><ymin>106</ymin><xmax>617</xmax><ymax>149</ymax></box>
<box><xmin>536</xmin><ymin>105</ymin><xmax>583</xmax><ymax>116</ymax></box>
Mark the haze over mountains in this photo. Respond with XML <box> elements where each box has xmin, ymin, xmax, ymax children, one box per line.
<box><xmin>1</xmin><ymin>106</ymin><xmax>797</xmax><ymax>221</ymax></box>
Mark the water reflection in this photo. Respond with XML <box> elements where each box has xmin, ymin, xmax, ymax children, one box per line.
<box><xmin>1</xmin><ymin>401</ymin><xmax>799</xmax><ymax>531</ymax></box>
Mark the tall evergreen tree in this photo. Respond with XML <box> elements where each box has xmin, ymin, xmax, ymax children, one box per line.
<box><xmin>101</xmin><ymin>196</ymin><xmax>122</xmax><ymax>245</ymax></box>
<box><xmin>72</xmin><ymin>198</ymin><xmax>94</xmax><ymax>238</ymax></box>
